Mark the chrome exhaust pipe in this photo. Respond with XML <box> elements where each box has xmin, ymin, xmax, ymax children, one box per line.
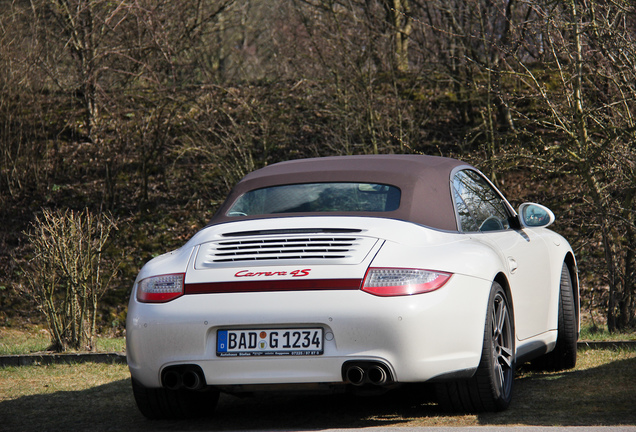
<box><xmin>163</xmin><ymin>370</ymin><xmax>182</xmax><ymax>390</ymax></box>
<box><xmin>367</xmin><ymin>365</ymin><xmax>388</xmax><ymax>385</ymax></box>
<box><xmin>345</xmin><ymin>365</ymin><xmax>366</xmax><ymax>386</ymax></box>
<box><xmin>163</xmin><ymin>366</ymin><xmax>206</xmax><ymax>390</ymax></box>
<box><xmin>182</xmin><ymin>369</ymin><xmax>205</xmax><ymax>390</ymax></box>
<box><xmin>343</xmin><ymin>361</ymin><xmax>393</xmax><ymax>387</ymax></box>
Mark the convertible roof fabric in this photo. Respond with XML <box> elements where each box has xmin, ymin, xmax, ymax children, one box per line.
<box><xmin>209</xmin><ymin>154</ymin><xmax>473</xmax><ymax>231</ymax></box>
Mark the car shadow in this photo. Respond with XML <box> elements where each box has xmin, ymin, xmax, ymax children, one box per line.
<box><xmin>1</xmin><ymin>355</ymin><xmax>634</xmax><ymax>431</ymax></box>
<box><xmin>478</xmin><ymin>355</ymin><xmax>636</xmax><ymax>426</ymax></box>
<box><xmin>0</xmin><ymin>381</ymin><xmax>437</xmax><ymax>431</ymax></box>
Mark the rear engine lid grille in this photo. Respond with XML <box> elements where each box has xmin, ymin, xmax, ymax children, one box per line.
<box><xmin>195</xmin><ymin>234</ymin><xmax>379</xmax><ymax>268</ymax></box>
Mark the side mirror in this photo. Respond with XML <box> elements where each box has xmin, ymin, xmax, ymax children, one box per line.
<box><xmin>518</xmin><ymin>203</ymin><xmax>555</xmax><ymax>228</ymax></box>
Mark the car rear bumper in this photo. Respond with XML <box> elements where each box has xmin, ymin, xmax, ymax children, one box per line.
<box><xmin>127</xmin><ymin>273</ymin><xmax>491</xmax><ymax>388</ymax></box>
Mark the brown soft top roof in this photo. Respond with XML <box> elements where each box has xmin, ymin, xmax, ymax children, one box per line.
<box><xmin>209</xmin><ymin>154</ymin><xmax>473</xmax><ymax>231</ymax></box>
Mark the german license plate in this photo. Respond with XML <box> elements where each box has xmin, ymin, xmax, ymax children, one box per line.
<box><xmin>217</xmin><ymin>328</ymin><xmax>323</xmax><ymax>357</ymax></box>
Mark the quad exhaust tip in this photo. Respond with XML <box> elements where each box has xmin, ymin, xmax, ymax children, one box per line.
<box><xmin>343</xmin><ymin>361</ymin><xmax>393</xmax><ymax>386</ymax></box>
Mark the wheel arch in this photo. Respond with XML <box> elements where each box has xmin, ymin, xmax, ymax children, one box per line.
<box><xmin>493</xmin><ymin>273</ymin><xmax>514</xmax><ymax>319</ymax></box>
<box><xmin>563</xmin><ymin>252</ymin><xmax>580</xmax><ymax>334</ymax></box>
<box><xmin>493</xmin><ymin>272</ymin><xmax>518</xmax><ymax>356</ymax></box>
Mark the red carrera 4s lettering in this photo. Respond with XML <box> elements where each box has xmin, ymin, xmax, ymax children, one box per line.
<box><xmin>234</xmin><ymin>269</ymin><xmax>312</xmax><ymax>278</ymax></box>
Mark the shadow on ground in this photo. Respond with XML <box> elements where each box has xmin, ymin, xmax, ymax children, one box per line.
<box><xmin>0</xmin><ymin>382</ymin><xmax>436</xmax><ymax>431</ymax></box>
<box><xmin>479</xmin><ymin>356</ymin><xmax>636</xmax><ymax>427</ymax></box>
<box><xmin>1</xmin><ymin>355</ymin><xmax>634</xmax><ymax>431</ymax></box>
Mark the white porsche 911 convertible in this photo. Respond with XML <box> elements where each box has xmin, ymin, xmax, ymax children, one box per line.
<box><xmin>126</xmin><ymin>154</ymin><xmax>579</xmax><ymax>418</ymax></box>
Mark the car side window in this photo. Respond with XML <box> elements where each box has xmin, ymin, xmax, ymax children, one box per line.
<box><xmin>452</xmin><ymin>170</ymin><xmax>512</xmax><ymax>232</ymax></box>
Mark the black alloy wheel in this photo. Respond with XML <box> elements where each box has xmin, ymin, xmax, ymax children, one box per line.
<box><xmin>436</xmin><ymin>282</ymin><xmax>515</xmax><ymax>412</ymax></box>
<box><xmin>531</xmin><ymin>263</ymin><xmax>578</xmax><ymax>371</ymax></box>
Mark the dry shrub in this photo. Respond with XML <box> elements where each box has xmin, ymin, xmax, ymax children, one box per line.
<box><xmin>19</xmin><ymin>208</ymin><xmax>118</xmax><ymax>352</ymax></box>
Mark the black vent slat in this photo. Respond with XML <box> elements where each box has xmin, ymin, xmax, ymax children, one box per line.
<box><xmin>222</xmin><ymin>228</ymin><xmax>362</xmax><ymax>237</ymax></box>
<box><xmin>213</xmin><ymin>255</ymin><xmax>348</xmax><ymax>263</ymax></box>
<box><xmin>206</xmin><ymin>235</ymin><xmax>362</xmax><ymax>263</ymax></box>
<box><xmin>217</xmin><ymin>238</ymin><xmax>357</xmax><ymax>245</ymax></box>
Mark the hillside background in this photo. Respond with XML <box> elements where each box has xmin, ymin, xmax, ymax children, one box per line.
<box><xmin>1</xmin><ymin>0</ymin><xmax>634</xmax><ymax>335</ymax></box>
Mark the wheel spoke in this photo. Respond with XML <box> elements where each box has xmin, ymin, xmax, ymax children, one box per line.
<box><xmin>492</xmin><ymin>294</ymin><xmax>513</xmax><ymax>384</ymax></box>
<box><xmin>499</xmin><ymin>346</ymin><xmax>513</xmax><ymax>368</ymax></box>
<box><xmin>495</xmin><ymin>300</ymin><xmax>507</xmax><ymax>336</ymax></box>
<box><xmin>495</xmin><ymin>361</ymin><xmax>504</xmax><ymax>390</ymax></box>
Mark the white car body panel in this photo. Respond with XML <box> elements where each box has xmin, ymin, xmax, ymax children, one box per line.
<box><xmin>468</xmin><ymin>228</ymin><xmax>559</xmax><ymax>340</ymax></box>
<box><xmin>129</xmin><ymin>271</ymin><xmax>491</xmax><ymax>388</ymax></box>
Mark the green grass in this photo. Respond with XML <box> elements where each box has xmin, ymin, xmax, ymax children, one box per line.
<box><xmin>0</xmin><ymin>348</ymin><xmax>634</xmax><ymax>431</ymax></box>
<box><xmin>0</xmin><ymin>327</ymin><xmax>50</xmax><ymax>355</ymax></box>
<box><xmin>0</xmin><ymin>325</ymin><xmax>125</xmax><ymax>355</ymax></box>
<box><xmin>92</xmin><ymin>335</ymin><xmax>126</xmax><ymax>353</ymax></box>
<box><xmin>580</xmin><ymin>324</ymin><xmax>636</xmax><ymax>341</ymax></box>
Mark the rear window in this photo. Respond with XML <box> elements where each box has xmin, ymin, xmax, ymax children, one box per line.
<box><xmin>227</xmin><ymin>183</ymin><xmax>401</xmax><ymax>216</ymax></box>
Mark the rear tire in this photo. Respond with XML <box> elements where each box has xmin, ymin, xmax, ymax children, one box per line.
<box><xmin>436</xmin><ymin>282</ymin><xmax>515</xmax><ymax>412</ymax></box>
<box><xmin>131</xmin><ymin>378</ymin><xmax>220</xmax><ymax>420</ymax></box>
<box><xmin>531</xmin><ymin>263</ymin><xmax>577</xmax><ymax>371</ymax></box>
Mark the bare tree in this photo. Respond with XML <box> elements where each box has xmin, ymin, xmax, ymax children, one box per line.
<box><xmin>177</xmin><ymin>91</ymin><xmax>256</xmax><ymax>192</ymax></box>
<box><xmin>0</xmin><ymin>2</ymin><xmax>64</xmax><ymax>197</ymax></box>
<box><xmin>405</xmin><ymin>0</ymin><xmax>635</xmax><ymax>329</ymax></box>
<box><xmin>388</xmin><ymin>0</ymin><xmax>412</xmax><ymax>72</ymax></box>
<box><xmin>410</xmin><ymin>0</ymin><xmax>523</xmax><ymax>159</ymax></box>
<box><xmin>28</xmin><ymin>0</ymin><xmax>124</xmax><ymax>140</ymax></box>
<box><xmin>505</xmin><ymin>0</ymin><xmax>636</xmax><ymax>330</ymax></box>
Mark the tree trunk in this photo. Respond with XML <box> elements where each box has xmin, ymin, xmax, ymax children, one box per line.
<box><xmin>386</xmin><ymin>0</ymin><xmax>411</xmax><ymax>72</ymax></box>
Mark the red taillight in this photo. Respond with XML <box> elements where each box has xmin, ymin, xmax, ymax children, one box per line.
<box><xmin>137</xmin><ymin>273</ymin><xmax>185</xmax><ymax>303</ymax></box>
<box><xmin>361</xmin><ymin>268</ymin><xmax>452</xmax><ymax>297</ymax></box>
